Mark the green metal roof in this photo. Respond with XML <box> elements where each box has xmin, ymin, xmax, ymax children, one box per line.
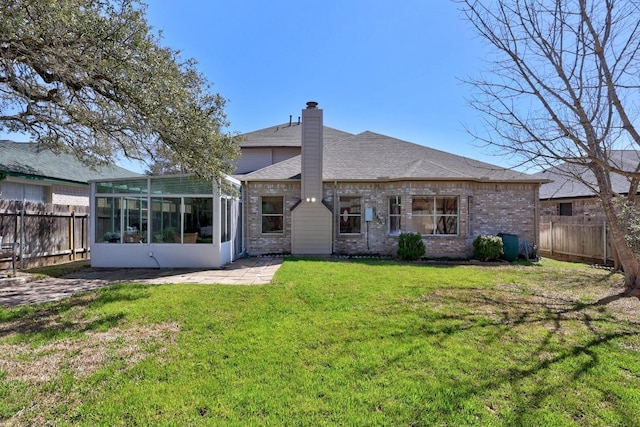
<box><xmin>0</xmin><ymin>140</ymin><xmax>140</xmax><ymax>185</ymax></box>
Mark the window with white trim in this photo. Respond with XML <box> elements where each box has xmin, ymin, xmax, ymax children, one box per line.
<box><xmin>411</xmin><ymin>196</ymin><xmax>458</xmax><ymax>235</ymax></box>
<box><xmin>389</xmin><ymin>196</ymin><xmax>401</xmax><ymax>235</ymax></box>
<box><xmin>261</xmin><ymin>196</ymin><xmax>284</xmax><ymax>234</ymax></box>
<box><xmin>339</xmin><ymin>196</ymin><xmax>361</xmax><ymax>234</ymax></box>
<box><xmin>0</xmin><ymin>181</ymin><xmax>49</xmax><ymax>203</ymax></box>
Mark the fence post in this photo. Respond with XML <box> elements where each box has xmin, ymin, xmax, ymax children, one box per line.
<box><xmin>550</xmin><ymin>221</ymin><xmax>554</xmax><ymax>256</ymax></box>
<box><xmin>603</xmin><ymin>221</ymin><xmax>607</xmax><ymax>265</ymax></box>
<box><xmin>70</xmin><ymin>210</ymin><xmax>76</xmax><ymax>261</ymax></box>
<box><xmin>82</xmin><ymin>214</ymin><xmax>87</xmax><ymax>259</ymax></box>
<box><xmin>19</xmin><ymin>207</ymin><xmax>24</xmax><ymax>269</ymax></box>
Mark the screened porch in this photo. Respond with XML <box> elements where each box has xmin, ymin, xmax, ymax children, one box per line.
<box><xmin>90</xmin><ymin>174</ymin><xmax>242</xmax><ymax>268</ymax></box>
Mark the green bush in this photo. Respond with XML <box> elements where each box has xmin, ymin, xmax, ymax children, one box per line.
<box><xmin>473</xmin><ymin>235</ymin><xmax>504</xmax><ymax>261</ymax></box>
<box><xmin>397</xmin><ymin>232</ymin><xmax>426</xmax><ymax>261</ymax></box>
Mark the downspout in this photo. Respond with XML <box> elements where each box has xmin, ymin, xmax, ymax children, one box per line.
<box><xmin>243</xmin><ymin>179</ymin><xmax>248</xmax><ymax>257</ymax></box>
<box><xmin>333</xmin><ymin>181</ymin><xmax>338</xmax><ymax>254</ymax></box>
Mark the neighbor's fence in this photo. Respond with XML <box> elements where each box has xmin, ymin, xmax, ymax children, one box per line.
<box><xmin>538</xmin><ymin>221</ymin><xmax>614</xmax><ymax>265</ymax></box>
<box><xmin>0</xmin><ymin>200</ymin><xmax>89</xmax><ymax>270</ymax></box>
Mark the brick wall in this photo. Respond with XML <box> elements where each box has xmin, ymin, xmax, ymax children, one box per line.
<box><xmin>473</xmin><ymin>183</ymin><xmax>538</xmax><ymax>242</ymax></box>
<box><xmin>540</xmin><ymin>197</ymin><xmax>604</xmax><ymax>223</ymax></box>
<box><xmin>245</xmin><ymin>182</ymin><xmax>300</xmax><ymax>255</ymax></box>
<box><xmin>51</xmin><ymin>184</ymin><xmax>90</xmax><ymax>206</ymax></box>
<box><xmin>245</xmin><ymin>180</ymin><xmax>540</xmax><ymax>258</ymax></box>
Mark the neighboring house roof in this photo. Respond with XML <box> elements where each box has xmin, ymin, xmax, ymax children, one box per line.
<box><xmin>0</xmin><ymin>140</ymin><xmax>139</xmax><ymax>185</ymax></box>
<box><xmin>239</xmin><ymin>123</ymin><xmax>354</xmax><ymax>148</ymax></box>
<box><xmin>535</xmin><ymin>150</ymin><xmax>640</xmax><ymax>199</ymax></box>
<box><xmin>241</xmin><ymin>131</ymin><xmax>544</xmax><ymax>183</ymax></box>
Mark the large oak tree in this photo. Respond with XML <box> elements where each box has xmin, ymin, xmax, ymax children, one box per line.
<box><xmin>0</xmin><ymin>0</ymin><xmax>238</xmax><ymax>181</ymax></box>
<box><xmin>458</xmin><ymin>0</ymin><xmax>640</xmax><ymax>296</ymax></box>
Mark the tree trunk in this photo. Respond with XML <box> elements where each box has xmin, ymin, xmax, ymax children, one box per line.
<box><xmin>599</xmin><ymin>183</ymin><xmax>640</xmax><ymax>297</ymax></box>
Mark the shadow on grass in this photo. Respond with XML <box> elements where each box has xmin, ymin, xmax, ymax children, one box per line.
<box><xmin>405</xmin><ymin>285</ymin><xmax>640</xmax><ymax>424</ymax></box>
<box><xmin>0</xmin><ymin>284</ymin><xmax>152</xmax><ymax>342</ymax></box>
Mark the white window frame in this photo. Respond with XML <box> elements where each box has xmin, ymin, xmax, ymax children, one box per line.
<box><xmin>338</xmin><ymin>196</ymin><xmax>362</xmax><ymax>235</ymax></box>
<box><xmin>411</xmin><ymin>196</ymin><xmax>459</xmax><ymax>236</ymax></box>
<box><xmin>261</xmin><ymin>196</ymin><xmax>284</xmax><ymax>234</ymax></box>
<box><xmin>1</xmin><ymin>181</ymin><xmax>49</xmax><ymax>203</ymax></box>
<box><xmin>388</xmin><ymin>196</ymin><xmax>402</xmax><ymax>235</ymax></box>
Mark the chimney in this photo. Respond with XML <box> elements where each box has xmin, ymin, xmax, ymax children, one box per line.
<box><xmin>301</xmin><ymin>101</ymin><xmax>323</xmax><ymax>202</ymax></box>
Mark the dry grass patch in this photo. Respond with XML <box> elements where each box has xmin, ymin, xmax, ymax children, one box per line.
<box><xmin>0</xmin><ymin>322</ymin><xmax>179</xmax><ymax>383</ymax></box>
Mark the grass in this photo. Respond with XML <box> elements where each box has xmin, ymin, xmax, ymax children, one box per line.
<box><xmin>24</xmin><ymin>260</ymin><xmax>91</xmax><ymax>279</ymax></box>
<box><xmin>1</xmin><ymin>258</ymin><xmax>639</xmax><ymax>425</ymax></box>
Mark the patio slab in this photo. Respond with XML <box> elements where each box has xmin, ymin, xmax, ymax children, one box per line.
<box><xmin>0</xmin><ymin>256</ymin><xmax>283</xmax><ymax>306</ymax></box>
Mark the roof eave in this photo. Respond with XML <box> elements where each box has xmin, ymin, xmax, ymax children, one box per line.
<box><xmin>1</xmin><ymin>170</ymin><xmax>88</xmax><ymax>186</ymax></box>
<box><xmin>242</xmin><ymin>176</ymin><xmax>549</xmax><ymax>184</ymax></box>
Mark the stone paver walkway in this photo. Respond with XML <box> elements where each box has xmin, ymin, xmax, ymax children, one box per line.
<box><xmin>0</xmin><ymin>257</ymin><xmax>283</xmax><ymax>306</ymax></box>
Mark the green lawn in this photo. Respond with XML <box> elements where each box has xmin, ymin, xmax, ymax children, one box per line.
<box><xmin>1</xmin><ymin>258</ymin><xmax>639</xmax><ymax>426</ymax></box>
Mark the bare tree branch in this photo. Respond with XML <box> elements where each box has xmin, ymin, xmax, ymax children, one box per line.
<box><xmin>458</xmin><ymin>0</ymin><xmax>640</xmax><ymax>294</ymax></box>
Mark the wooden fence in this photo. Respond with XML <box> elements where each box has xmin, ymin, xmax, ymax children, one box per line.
<box><xmin>0</xmin><ymin>200</ymin><xmax>89</xmax><ymax>270</ymax></box>
<box><xmin>538</xmin><ymin>221</ymin><xmax>614</xmax><ymax>264</ymax></box>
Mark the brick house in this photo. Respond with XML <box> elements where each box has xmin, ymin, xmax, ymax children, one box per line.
<box><xmin>535</xmin><ymin>151</ymin><xmax>640</xmax><ymax>223</ymax></box>
<box><xmin>237</xmin><ymin>102</ymin><xmax>546</xmax><ymax>258</ymax></box>
<box><xmin>533</xmin><ymin>153</ymin><xmax>640</xmax><ymax>264</ymax></box>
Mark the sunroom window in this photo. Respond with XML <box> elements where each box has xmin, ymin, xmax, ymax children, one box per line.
<box><xmin>95</xmin><ymin>176</ymin><xmax>219</xmax><ymax>244</ymax></box>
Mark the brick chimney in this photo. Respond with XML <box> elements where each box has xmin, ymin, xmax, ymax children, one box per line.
<box><xmin>301</xmin><ymin>101</ymin><xmax>323</xmax><ymax>202</ymax></box>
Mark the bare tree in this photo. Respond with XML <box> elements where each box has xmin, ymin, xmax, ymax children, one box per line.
<box><xmin>458</xmin><ymin>0</ymin><xmax>640</xmax><ymax>296</ymax></box>
<box><xmin>0</xmin><ymin>0</ymin><xmax>239</xmax><ymax>181</ymax></box>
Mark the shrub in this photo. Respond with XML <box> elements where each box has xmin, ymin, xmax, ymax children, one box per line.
<box><xmin>473</xmin><ymin>235</ymin><xmax>504</xmax><ymax>261</ymax></box>
<box><xmin>397</xmin><ymin>232</ymin><xmax>426</xmax><ymax>261</ymax></box>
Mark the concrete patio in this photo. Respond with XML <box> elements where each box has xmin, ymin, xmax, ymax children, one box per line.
<box><xmin>0</xmin><ymin>256</ymin><xmax>283</xmax><ymax>306</ymax></box>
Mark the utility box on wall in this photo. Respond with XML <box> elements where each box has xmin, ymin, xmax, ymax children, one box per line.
<box><xmin>365</xmin><ymin>207</ymin><xmax>374</xmax><ymax>222</ymax></box>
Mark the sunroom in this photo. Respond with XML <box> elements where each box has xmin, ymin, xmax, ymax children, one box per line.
<box><xmin>90</xmin><ymin>174</ymin><xmax>242</xmax><ymax>268</ymax></box>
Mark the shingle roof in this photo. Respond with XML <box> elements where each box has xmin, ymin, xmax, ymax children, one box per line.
<box><xmin>239</xmin><ymin>123</ymin><xmax>354</xmax><ymax>148</ymax></box>
<box><xmin>0</xmin><ymin>140</ymin><xmax>140</xmax><ymax>184</ymax></box>
<box><xmin>535</xmin><ymin>150</ymin><xmax>640</xmax><ymax>199</ymax></box>
<box><xmin>241</xmin><ymin>131</ymin><xmax>544</xmax><ymax>183</ymax></box>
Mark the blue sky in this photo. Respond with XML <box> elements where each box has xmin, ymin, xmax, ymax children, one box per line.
<box><xmin>7</xmin><ymin>1</ymin><xmax>510</xmax><ymax>173</ymax></box>
<box><xmin>134</xmin><ymin>1</ymin><xmax>504</xmax><ymax>172</ymax></box>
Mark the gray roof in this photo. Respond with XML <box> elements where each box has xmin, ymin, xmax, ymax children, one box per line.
<box><xmin>535</xmin><ymin>150</ymin><xmax>640</xmax><ymax>199</ymax></box>
<box><xmin>239</xmin><ymin>123</ymin><xmax>354</xmax><ymax>148</ymax></box>
<box><xmin>0</xmin><ymin>140</ymin><xmax>140</xmax><ymax>185</ymax></box>
<box><xmin>241</xmin><ymin>131</ymin><xmax>544</xmax><ymax>183</ymax></box>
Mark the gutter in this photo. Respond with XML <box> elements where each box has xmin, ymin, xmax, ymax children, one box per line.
<box><xmin>242</xmin><ymin>176</ymin><xmax>552</xmax><ymax>185</ymax></box>
<box><xmin>0</xmin><ymin>170</ymin><xmax>87</xmax><ymax>186</ymax></box>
